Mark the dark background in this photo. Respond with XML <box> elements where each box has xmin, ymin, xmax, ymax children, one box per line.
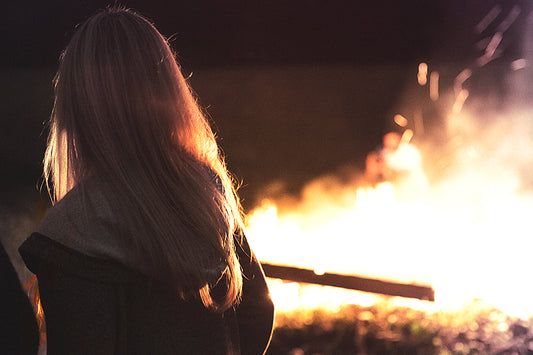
<box><xmin>2</xmin><ymin>0</ymin><xmax>529</xmax><ymax>210</ymax></box>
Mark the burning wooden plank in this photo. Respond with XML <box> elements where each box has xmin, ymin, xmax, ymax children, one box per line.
<box><xmin>261</xmin><ymin>263</ymin><xmax>435</xmax><ymax>301</ymax></box>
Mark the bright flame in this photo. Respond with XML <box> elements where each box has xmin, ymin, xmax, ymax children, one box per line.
<box><xmin>245</xmin><ymin>110</ymin><xmax>533</xmax><ymax>320</ymax></box>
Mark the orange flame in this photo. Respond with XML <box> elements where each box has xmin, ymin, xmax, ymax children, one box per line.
<box><xmin>245</xmin><ymin>110</ymin><xmax>533</xmax><ymax>320</ymax></box>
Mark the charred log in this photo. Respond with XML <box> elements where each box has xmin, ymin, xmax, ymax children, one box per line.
<box><xmin>261</xmin><ymin>263</ymin><xmax>435</xmax><ymax>301</ymax></box>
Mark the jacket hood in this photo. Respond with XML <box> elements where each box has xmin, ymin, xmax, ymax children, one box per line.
<box><xmin>36</xmin><ymin>178</ymin><xmax>142</xmax><ymax>272</ymax></box>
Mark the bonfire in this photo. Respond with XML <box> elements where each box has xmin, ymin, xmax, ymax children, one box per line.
<box><xmin>244</xmin><ymin>4</ymin><xmax>533</xmax><ymax>353</ymax></box>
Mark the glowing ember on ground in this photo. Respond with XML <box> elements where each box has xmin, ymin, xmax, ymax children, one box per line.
<box><xmin>245</xmin><ymin>110</ymin><xmax>533</xmax><ymax>320</ymax></box>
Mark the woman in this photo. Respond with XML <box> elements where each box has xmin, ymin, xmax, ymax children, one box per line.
<box><xmin>19</xmin><ymin>7</ymin><xmax>274</xmax><ymax>354</ymax></box>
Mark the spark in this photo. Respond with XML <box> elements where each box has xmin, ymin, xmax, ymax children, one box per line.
<box><xmin>414</xmin><ymin>109</ymin><xmax>424</xmax><ymax>136</ymax></box>
<box><xmin>417</xmin><ymin>62</ymin><xmax>428</xmax><ymax>86</ymax></box>
<box><xmin>496</xmin><ymin>5</ymin><xmax>521</xmax><ymax>33</ymax></box>
<box><xmin>452</xmin><ymin>89</ymin><xmax>469</xmax><ymax>114</ymax></box>
<box><xmin>475</xmin><ymin>32</ymin><xmax>503</xmax><ymax>67</ymax></box>
<box><xmin>477</xmin><ymin>51</ymin><xmax>502</xmax><ymax>67</ymax></box>
<box><xmin>401</xmin><ymin>129</ymin><xmax>414</xmax><ymax>144</ymax></box>
<box><xmin>454</xmin><ymin>69</ymin><xmax>472</xmax><ymax>96</ymax></box>
<box><xmin>510</xmin><ymin>58</ymin><xmax>527</xmax><ymax>71</ymax></box>
<box><xmin>394</xmin><ymin>114</ymin><xmax>408</xmax><ymax>128</ymax></box>
<box><xmin>485</xmin><ymin>32</ymin><xmax>503</xmax><ymax>58</ymax></box>
<box><xmin>430</xmin><ymin>71</ymin><xmax>439</xmax><ymax>101</ymax></box>
<box><xmin>475</xmin><ymin>5</ymin><xmax>502</xmax><ymax>34</ymax></box>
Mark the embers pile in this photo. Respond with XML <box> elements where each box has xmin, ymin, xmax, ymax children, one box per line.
<box><xmin>268</xmin><ymin>300</ymin><xmax>533</xmax><ymax>355</ymax></box>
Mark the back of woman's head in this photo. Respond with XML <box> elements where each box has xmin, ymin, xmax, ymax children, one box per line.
<box><xmin>52</xmin><ymin>7</ymin><xmax>215</xmax><ymax>182</ymax></box>
<box><xmin>46</xmin><ymin>6</ymin><xmax>244</xmax><ymax>311</ymax></box>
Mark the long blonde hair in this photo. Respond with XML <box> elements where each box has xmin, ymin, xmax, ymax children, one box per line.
<box><xmin>44</xmin><ymin>6</ymin><xmax>243</xmax><ymax>311</ymax></box>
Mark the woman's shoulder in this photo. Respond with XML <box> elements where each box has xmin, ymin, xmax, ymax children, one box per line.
<box><xmin>35</xmin><ymin>178</ymin><xmax>144</xmax><ymax>272</ymax></box>
<box><xmin>19</xmin><ymin>232</ymin><xmax>144</xmax><ymax>285</ymax></box>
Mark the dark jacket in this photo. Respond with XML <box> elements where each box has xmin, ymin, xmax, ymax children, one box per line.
<box><xmin>0</xmin><ymin>241</ymin><xmax>39</xmax><ymax>354</ymax></box>
<box><xmin>19</xmin><ymin>232</ymin><xmax>274</xmax><ymax>354</ymax></box>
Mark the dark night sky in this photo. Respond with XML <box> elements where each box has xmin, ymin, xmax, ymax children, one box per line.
<box><xmin>4</xmin><ymin>0</ymin><xmax>483</xmax><ymax>69</ymax></box>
